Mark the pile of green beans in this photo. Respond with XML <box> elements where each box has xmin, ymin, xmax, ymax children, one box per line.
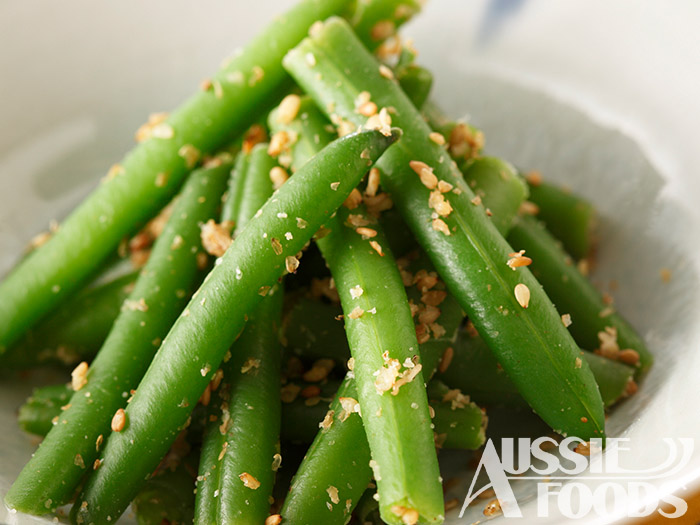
<box><xmin>2</xmin><ymin>1</ymin><xmax>655</xmax><ymax>524</ymax></box>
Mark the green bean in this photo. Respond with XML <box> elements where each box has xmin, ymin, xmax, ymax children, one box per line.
<box><xmin>0</xmin><ymin>0</ymin><xmax>356</xmax><ymax>353</ymax></box>
<box><xmin>438</xmin><ymin>328</ymin><xmax>636</xmax><ymax>409</ymax></box>
<box><xmin>426</xmin><ymin>380</ymin><xmax>487</xmax><ymax>450</ymax></box>
<box><xmin>280</xmin><ymin>375</ymin><xmax>486</xmax><ymax>450</ymax></box>
<box><xmin>526</xmin><ymin>179</ymin><xmax>597</xmax><ymax>260</ymax></box>
<box><xmin>395</xmin><ymin>64</ymin><xmax>433</xmax><ymax>111</ymax></box>
<box><xmin>271</xmin><ymin>99</ymin><xmax>442</xmax><ymax>524</ymax></box>
<box><xmin>280</xmin><ymin>379</ymin><xmax>339</xmax><ymax>444</ymax></box>
<box><xmin>18</xmin><ymin>383</ymin><xmax>72</xmax><ymax>437</ymax></box>
<box><xmin>422</xmin><ymin>101</ymin><xmax>485</xmax><ymax>167</ymax></box>
<box><xmin>507</xmin><ymin>214</ymin><xmax>652</xmax><ymax>378</ymax></box>
<box><xmin>356</xmin><ymin>489</ymin><xmax>384</xmax><ymax>524</ymax></box>
<box><xmin>133</xmin><ymin>453</ymin><xmax>197</xmax><ymax>525</ymax></box>
<box><xmin>283</xmin><ymin>297</ymin><xmax>344</xmax><ymax>365</ymax></box>
<box><xmin>195</xmin><ymin>143</ymin><xmax>282</xmax><ymax>525</ymax></box>
<box><xmin>5</xmin><ymin>162</ymin><xmax>229</xmax><ymax>516</ymax></box>
<box><xmin>462</xmin><ymin>157</ymin><xmax>528</xmax><ymax>235</ymax></box>
<box><xmin>350</xmin><ymin>0</ymin><xmax>422</xmax><ymax>51</ymax></box>
<box><xmin>70</xmin><ymin>129</ymin><xmax>399</xmax><ymax>525</ymax></box>
<box><xmin>2</xmin><ymin>271</ymin><xmax>137</xmax><ymax>370</ymax></box>
<box><xmin>220</xmin><ymin>150</ymin><xmax>250</xmax><ymax>224</ymax></box>
<box><xmin>317</xmin><ymin>195</ymin><xmax>442</xmax><ymax>522</ymax></box>
<box><xmin>284</xmin><ymin>17</ymin><xmax>605</xmax><ymax>441</ymax></box>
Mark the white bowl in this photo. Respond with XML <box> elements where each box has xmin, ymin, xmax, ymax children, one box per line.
<box><xmin>2</xmin><ymin>1</ymin><xmax>700</xmax><ymax>523</ymax></box>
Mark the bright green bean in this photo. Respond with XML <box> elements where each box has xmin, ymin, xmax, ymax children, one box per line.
<box><xmin>507</xmin><ymin>214</ymin><xmax>652</xmax><ymax>378</ymax></box>
<box><xmin>284</xmin><ymin>17</ymin><xmax>605</xmax><ymax>441</ymax></box>
<box><xmin>0</xmin><ymin>0</ymin><xmax>354</xmax><ymax>352</ymax></box>
<box><xmin>70</xmin><ymin>129</ymin><xmax>398</xmax><ymax>524</ymax></box>
<box><xmin>5</xmin><ymin>162</ymin><xmax>229</xmax><ymax>516</ymax></box>
<box><xmin>395</xmin><ymin>64</ymin><xmax>433</xmax><ymax>111</ymax></box>
<box><xmin>526</xmin><ymin>179</ymin><xmax>597</xmax><ymax>260</ymax></box>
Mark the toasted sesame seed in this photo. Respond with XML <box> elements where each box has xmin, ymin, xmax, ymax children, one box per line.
<box><xmin>343</xmin><ymin>188</ymin><xmax>363</xmax><ymax>210</ymax></box>
<box><xmin>265</xmin><ymin>515</ymin><xmax>282</xmax><ymax>525</ymax></box>
<box><xmin>270</xmin><ymin>238</ymin><xmax>283</xmax><ymax>255</ymax></box>
<box><xmin>483</xmin><ymin>499</ymin><xmax>502</xmax><ymax>517</ymax></box>
<box><xmin>178</xmin><ymin>144</ymin><xmax>200</xmax><ymax>169</ymax></box>
<box><xmin>429</xmin><ymin>190</ymin><xmax>453</xmax><ymax>217</ymax></box>
<box><xmin>277</xmin><ymin>94</ymin><xmax>301</xmax><ymax>124</ymax></box>
<box><xmin>371</xmin><ymin>19</ymin><xmax>396</xmax><ymax>41</ymax></box>
<box><xmin>437</xmin><ymin>180</ymin><xmax>453</xmax><ymax>193</ymax></box>
<box><xmin>296</xmin><ymin>217</ymin><xmax>308</xmax><ymax>229</ymax></box>
<box><xmin>429</xmin><ymin>132</ymin><xmax>446</xmax><ymax>145</ymax></box>
<box><xmin>561</xmin><ymin>313</ymin><xmax>573</xmax><ymax>327</ymax></box>
<box><xmin>280</xmin><ymin>383</ymin><xmax>302</xmax><ymax>403</ymax></box>
<box><xmin>356</xmin><ymin>227</ymin><xmax>378</xmax><ymax>239</ymax></box>
<box><xmin>369</xmin><ymin>240</ymin><xmax>384</xmax><ymax>256</ymax></box>
<box><xmin>410</xmin><ymin>160</ymin><xmax>438</xmax><ymax>189</ymax></box>
<box><xmin>660</xmin><ymin>268</ymin><xmax>672</xmax><ymax>282</ymax></box>
<box><xmin>71</xmin><ymin>361</ymin><xmax>89</xmax><ymax>391</ymax></box>
<box><xmin>327</xmin><ymin>485</ymin><xmax>340</xmax><ymax>505</ymax></box>
<box><xmin>268</xmin><ymin>131</ymin><xmax>290</xmax><ymax>157</ymax></box>
<box><xmin>432</xmin><ymin>218</ymin><xmax>451</xmax><ymax>236</ymax></box>
<box><xmin>525</xmin><ymin>170</ymin><xmax>543</xmax><ymax>186</ymax></box>
<box><xmin>200</xmin><ymin>219</ymin><xmax>233</xmax><ymax>257</ymax></box>
<box><xmin>285</xmin><ymin>255</ymin><xmax>300</xmax><ymax>274</ymax></box>
<box><xmin>438</xmin><ymin>346</ymin><xmax>454</xmax><ymax>373</ymax></box>
<box><xmin>364</xmin><ymin>107</ymin><xmax>392</xmax><ymax>136</ymax></box>
<box><xmin>575</xmin><ymin>357</ymin><xmax>582</xmax><ymax>369</ymax></box>
<box><xmin>514</xmin><ymin>283</ymin><xmax>531</xmax><ymax>308</ymax></box>
<box><xmin>268</xmin><ymin>166</ymin><xmax>289</xmax><ymax>191</ymax></box>
<box><xmin>303</xmin><ymin>358</ymin><xmax>335</xmax><ymax>382</ymax></box>
<box><xmin>271</xmin><ymin>453</ymin><xmax>282</xmax><ymax>472</ymax></box>
<box><xmin>350</xmin><ymin>285</ymin><xmax>364</xmax><ymax>299</ymax></box>
<box><xmin>111</xmin><ymin>408</ymin><xmax>126</xmax><ymax>432</ymax></box>
<box><xmin>319</xmin><ymin>410</ymin><xmax>335</xmax><ymax>431</ymax></box>
<box><xmin>379</xmin><ymin>64</ymin><xmax>395</xmax><ymax>79</ymax></box>
<box><xmin>507</xmin><ymin>250</ymin><xmax>533</xmax><ymax>270</ymax></box>
<box><xmin>239</xmin><ymin>472</ymin><xmax>261</xmax><ymax>489</ymax></box>
<box><xmin>259</xmin><ymin>285</ymin><xmax>271</xmax><ymax>296</ymax></box>
<box><xmin>348</xmin><ymin>306</ymin><xmax>364</xmax><ymax>319</ymax></box>
<box><xmin>519</xmin><ymin>201</ymin><xmax>540</xmax><ymax>216</ymax></box>
<box><xmin>96</xmin><ymin>434</ymin><xmax>103</xmax><ymax>451</ymax></box>
<box><xmin>74</xmin><ymin>454</ymin><xmax>85</xmax><ymax>469</ymax></box>
<box><xmin>330</xmin><ymin>181</ymin><xmax>340</xmax><ymax>191</ymax></box>
<box><xmin>366</xmin><ymin>167</ymin><xmax>381</xmax><ymax>197</ymax></box>
<box><xmin>618</xmin><ymin>349</ymin><xmax>640</xmax><ymax>366</ymax></box>
<box><xmin>305</xmin><ymin>52</ymin><xmax>317</xmax><ymax>67</ymax></box>
<box><xmin>249</xmin><ymin>66</ymin><xmax>264</xmax><ymax>86</ymax></box>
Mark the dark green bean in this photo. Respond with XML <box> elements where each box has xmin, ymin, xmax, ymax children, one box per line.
<box><xmin>3</xmin><ymin>271</ymin><xmax>137</xmax><ymax>370</ymax></box>
<box><xmin>18</xmin><ymin>383</ymin><xmax>72</xmax><ymax>437</ymax></box>
<box><xmin>70</xmin><ymin>129</ymin><xmax>399</xmax><ymax>525</ymax></box>
<box><xmin>438</xmin><ymin>327</ymin><xmax>636</xmax><ymax>409</ymax></box>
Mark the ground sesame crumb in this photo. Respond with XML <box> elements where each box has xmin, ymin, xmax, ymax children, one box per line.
<box><xmin>111</xmin><ymin>408</ymin><xmax>126</xmax><ymax>432</ymax></box>
<box><xmin>71</xmin><ymin>361</ymin><xmax>89</xmax><ymax>391</ymax></box>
